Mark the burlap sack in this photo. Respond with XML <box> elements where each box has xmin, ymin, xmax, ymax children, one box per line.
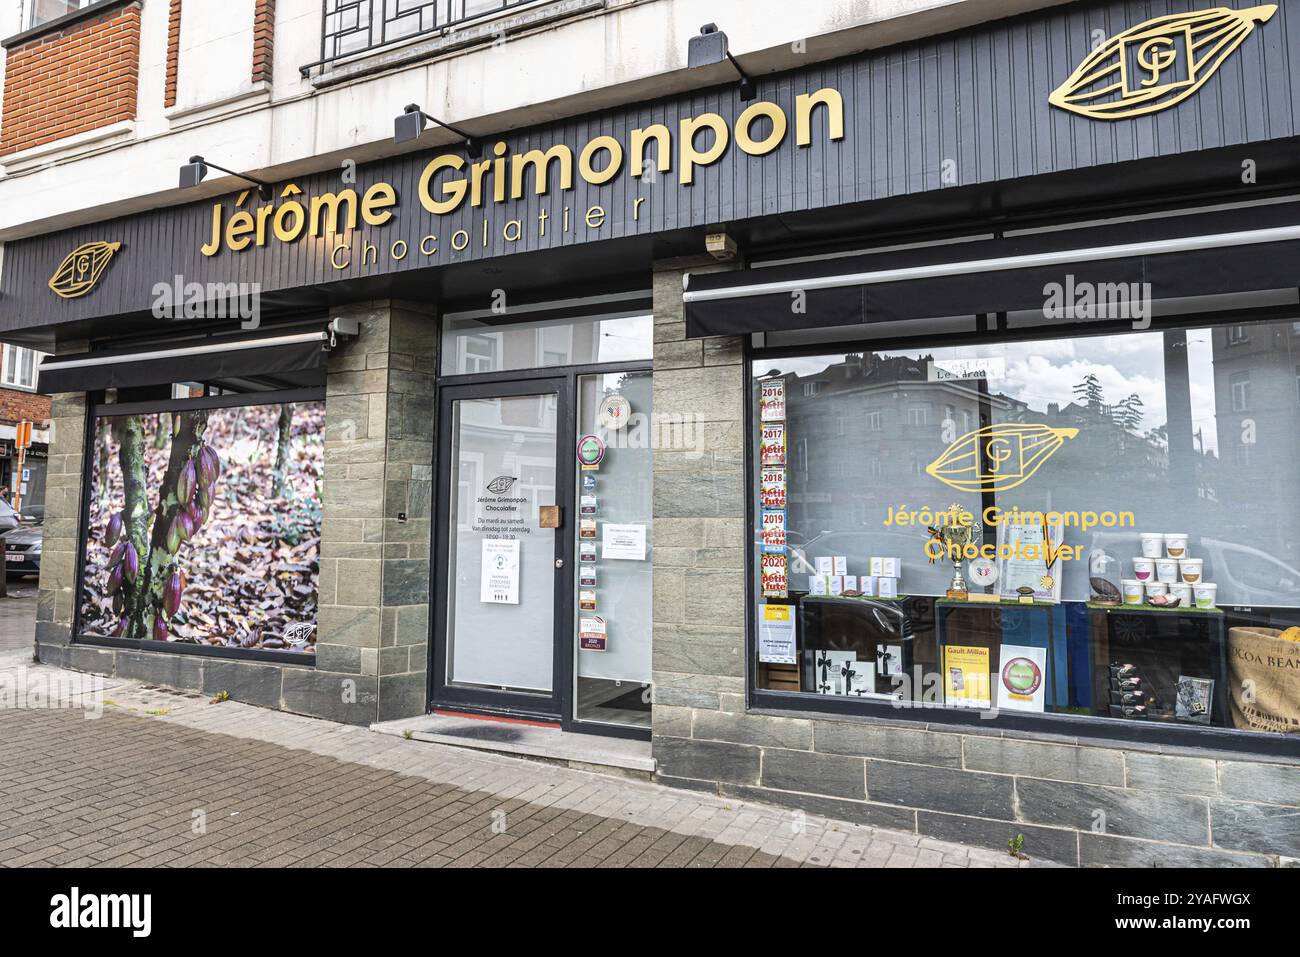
<box><xmin>1227</xmin><ymin>627</ymin><xmax>1300</xmax><ymax>733</ymax></box>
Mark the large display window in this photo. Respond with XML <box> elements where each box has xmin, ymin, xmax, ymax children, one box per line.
<box><xmin>750</xmin><ymin>318</ymin><xmax>1300</xmax><ymax>743</ymax></box>
<box><xmin>78</xmin><ymin>392</ymin><xmax>325</xmax><ymax>658</ymax></box>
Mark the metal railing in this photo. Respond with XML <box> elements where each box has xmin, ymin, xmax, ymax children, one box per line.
<box><xmin>318</xmin><ymin>0</ymin><xmax>537</xmax><ymax>65</ymax></box>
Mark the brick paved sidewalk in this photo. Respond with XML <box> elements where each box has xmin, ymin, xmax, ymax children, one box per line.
<box><xmin>0</xmin><ymin>651</ymin><xmax>1041</xmax><ymax>868</ymax></box>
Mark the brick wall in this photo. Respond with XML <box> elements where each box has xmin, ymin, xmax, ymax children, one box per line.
<box><xmin>252</xmin><ymin>0</ymin><xmax>275</xmax><ymax>84</ymax></box>
<box><xmin>0</xmin><ymin>1</ymin><xmax>141</xmax><ymax>157</ymax></box>
<box><xmin>648</xmin><ymin>258</ymin><xmax>1300</xmax><ymax>868</ymax></box>
<box><xmin>165</xmin><ymin>0</ymin><xmax>182</xmax><ymax>109</ymax></box>
<box><xmin>0</xmin><ymin>387</ymin><xmax>50</xmax><ymax>426</ymax></box>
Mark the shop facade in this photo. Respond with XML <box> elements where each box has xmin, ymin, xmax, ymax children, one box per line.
<box><xmin>1</xmin><ymin>0</ymin><xmax>1298</xmax><ymax>865</ymax></box>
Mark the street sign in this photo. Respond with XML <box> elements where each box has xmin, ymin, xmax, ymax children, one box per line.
<box><xmin>15</xmin><ymin>421</ymin><xmax>32</xmax><ymax>449</ymax></box>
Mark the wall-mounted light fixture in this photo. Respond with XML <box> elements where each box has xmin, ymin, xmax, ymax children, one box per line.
<box><xmin>179</xmin><ymin>156</ymin><xmax>273</xmax><ymax>200</ymax></box>
<box><xmin>687</xmin><ymin>24</ymin><xmax>756</xmax><ymax>101</ymax></box>
<box><xmin>394</xmin><ymin>104</ymin><xmax>483</xmax><ymax>158</ymax></box>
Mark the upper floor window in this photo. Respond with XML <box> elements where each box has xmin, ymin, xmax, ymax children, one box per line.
<box><xmin>322</xmin><ymin>0</ymin><xmax>537</xmax><ymax>62</ymax></box>
<box><xmin>1</xmin><ymin>345</ymin><xmax>38</xmax><ymax>389</ymax></box>
<box><xmin>1227</xmin><ymin>325</ymin><xmax>1250</xmax><ymax>345</ymax></box>
<box><xmin>24</xmin><ymin>0</ymin><xmax>97</xmax><ymax>29</ymax></box>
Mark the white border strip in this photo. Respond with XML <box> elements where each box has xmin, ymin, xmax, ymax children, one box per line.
<box><xmin>37</xmin><ymin>331</ymin><xmax>328</xmax><ymax>372</ymax></box>
<box><xmin>682</xmin><ymin>225</ymin><xmax>1300</xmax><ymax>302</ymax></box>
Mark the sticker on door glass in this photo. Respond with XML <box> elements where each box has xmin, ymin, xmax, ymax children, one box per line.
<box><xmin>480</xmin><ymin>539</ymin><xmax>520</xmax><ymax>605</ymax></box>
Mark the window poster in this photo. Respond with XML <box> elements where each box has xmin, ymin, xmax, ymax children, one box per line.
<box><xmin>996</xmin><ymin>644</ymin><xmax>1047</xmax><ymax>713</ymax></box>
<box><xmin>760</xmin><ymin>467</ymin><xmax>787</xmax><ymax>509</ymax></box>
<box><xmin>761</xmin><ymin>552</ymin><xmax>788</xmax><ymax>598</ymax></box>
<box><xmin>943</xmin><ymin>645</ymin><xmax>992</xmax><ymax>708</ymax></box>
<box><xmin>996</xmin><ymin>514</ymin><xmax>1065</xmax><ymax>603</ymax></box>
<box><xmin>759</xmin><ymin>379</ymin><xmax>786</xmax><ymax>422</ymax></box>
<box><xmin>758</xmin><ymin>604</ymin><xmax>797</xmax><ymax>664</ymax></box>
<box><xmin>601</xmin><ymin>523</ymin><xmax>647</xmax><ymax>560</ymax></box>
<box><xmin>480</xmin><ymin>538</ymin><xmax>521</xmax><ymax>604</ymax></box>
<box><xmin>759</xmin><ymin>423</ymin><xmax>786</xmax><ymax>466</ymax></box>
<box><xmin>761</xmin><ymin>509</ymin><xmax>787</xmax><ymax>553</ymax></box>
<box><xmin>79</xmin><ymin>401</ymin><xmax>323</xmax><ymax>654</ymax></box>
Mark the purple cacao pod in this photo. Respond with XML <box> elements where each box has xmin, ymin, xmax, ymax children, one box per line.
<box><xmin>106</xmin><ymin>512</ymin><xmax>123</xmax><ymax>546</ymax></box>
<box><xmin>178</xmin><ymin>510</ymin><xmax>195</xmax><ymax>542</ymax></box>
<box><xmin>106</xmin><ymin>563</ymin><xmax>124</xmax><ymax>594</ymax></box>
<box><xmin>164</xmin><ymin>571</ymin><xmax>184</xmax><ymax>618</ymax></box>
<box><xmin>114</xmin><ymin>616</ymin><xmax>129</xmax><ymax>637</ymax></box>
<box><xmin>196</xmin><ymin>482</ymin><xmax>212</xmax><ymax>512</ymax></box>
<box><xmin>197</xmin><ymin>445</ymin><xmax>221</xmax><ymax>486</ymax></box>
<box><xmin>178</xmin><ymin>459</ymin><xmax>197</xmax><ymax>504</ymax></box>
<box><xmin>121</xmin><ymin>543</ymin><xmax>139</xmax><ymax>583</ymax></box>
<box><xmin>186</xmin><ymin>502</ymin><xmax>203</xmax><ymax>531</ymax></box>
<box><xmin>107</xmin><ymin>541</ymin><xmax>125</xmax><ymax>570</ymax></box>
<box><xmin>166</xmin><ymin>516</ymin><xmax>183</xmax><ymax>553</ymax></box>
<box><xmin>152</xmin><ymin>614</ymin><xmax>169</xmax><ymax>642</ymax></box>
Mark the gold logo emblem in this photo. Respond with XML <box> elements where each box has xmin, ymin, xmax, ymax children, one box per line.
<box><xmin>48</xmin><ymin>240</ymin><xmax>121</xmax><ymax>299</ymax></box>
<box><xmin>1049</xmin><ymin>5</ymin><xmax>1276</xmax><ymax>120</ymax></box>
<box><xmin>926</xmin><ymin>424</ymin><xmax>1079</xmax><ymax>493</ymax></box>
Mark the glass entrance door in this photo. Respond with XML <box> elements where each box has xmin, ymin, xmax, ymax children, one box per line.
<box><xmin>432</xmin><ymin>379</ymin><xmax>572</xmax><ymax>719</ymax></box>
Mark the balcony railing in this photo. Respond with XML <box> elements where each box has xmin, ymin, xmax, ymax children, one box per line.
<box><xmin>318</xmin><ymin>0</ymin><xmax>538</xmax><ymax>66</ymax></box>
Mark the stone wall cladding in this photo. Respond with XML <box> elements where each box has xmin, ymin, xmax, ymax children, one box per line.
<box><xmin>647</xmin><ymin>259</ymin><xmax>1300</xmax><ymax>867</ymax></box>
<box><xmin>654</xmin><ymin>705</ymin><xmax>1300</xmax><ymax>866</ymax></box>
<box><xmin>35</xmin><ymin>303</ymin><xmax>437</xmax><ymax>728</ymax></box>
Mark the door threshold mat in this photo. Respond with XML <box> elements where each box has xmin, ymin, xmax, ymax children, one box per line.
<box><xmin>372</xmin><ymin>713</ymin><xmax>654</xmax><ymax>774</ymax></box>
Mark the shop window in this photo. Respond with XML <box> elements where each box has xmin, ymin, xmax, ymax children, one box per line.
<box><xmin>441</xmin><ymin>306</ymin><xmax>651</xmax><ymax>375</ymax></box>
<box><xmin>1228</xmin><ymin>325</ymin><xmax>1250</xmax><ymax>345</ymax></box>
<box><xmin>751</xmin><ymin>319</ymin><xmax>1300</xmax><ymax>742</ymax></box>
<box><xmin>1</xmin><ymin>345</ymin><xmax>37</xmax><ymax>389</ymax></box>
<box><xmin>78</xmin><ymin>394</ymin><xmax>325</xmax><ymax>657</ymax></box>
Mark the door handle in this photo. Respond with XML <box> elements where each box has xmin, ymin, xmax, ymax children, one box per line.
<box><xmin>555</xmin><ymin>558</ymin><xmax>564</xmax><ymax>569</ymax></box>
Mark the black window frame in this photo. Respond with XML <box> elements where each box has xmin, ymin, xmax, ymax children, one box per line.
<box><xmin>72</xmin><ymin>385</ymin><xmax>326</xmax><ymax>666</ymax></box>
<box><xmin>744</xmin><ymin>305</ymin><xmax>1300</xmax><ymax>760</ymax></box>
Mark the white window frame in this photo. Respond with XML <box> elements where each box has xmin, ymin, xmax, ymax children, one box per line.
<box><xmin>23</xmin><ymin>0</ymin><xmax>97</xmax><ymax>30</ymax></box>
<box><xmin>1</xmin><ymin>345</ymin><xmax>38</xmax><ymax>390</ymax></box>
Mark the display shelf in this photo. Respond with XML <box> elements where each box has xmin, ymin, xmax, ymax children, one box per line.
<box><xmin>937</xmin><ymin>596</ymin><xmax>1057</xmax><ymax>608</ymax></box>
<box><xmin>1086</xmin><ymin>602</ymin><xmax>1224</xmax><ymax>615</ymax></box>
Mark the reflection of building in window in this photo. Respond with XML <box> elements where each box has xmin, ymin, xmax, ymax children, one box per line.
<box><xmin>866</xmin><ymin>411</ymin><xmax>884</xmax><ymax>431</ymax></box>
<box><xmin>1228</xmin><ymin>325</ymin><xmax>1250</xmax><ymax>345</ymax></box>
<box><xmin>803</xmin><ymin>381</ymin><xmax>823</xmax><ymax>397</ymax></box>
<box><xmin>1</xmin><ymin>345</ymin><xmax>38</xmax><ymax>389</ymax></box>
<box><xmin>462</xmin><ymin>335</ymin><xmax>497</xmax><ymax>373</ymax></box>
<box><xmin>1230</xmin><ymin>371</ymin><xmax>1251</xmax><ymax>411</ymax></box>
<box><xmin>907</xmin><ymin>406</ymin><xmax>928</xmax><ymax>427</ymax></box>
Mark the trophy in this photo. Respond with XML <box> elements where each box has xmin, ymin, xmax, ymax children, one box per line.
<box><xmin>937</xmin><ymin>506</ymin><xmax>981</xmax><ymax>600</ymax></box>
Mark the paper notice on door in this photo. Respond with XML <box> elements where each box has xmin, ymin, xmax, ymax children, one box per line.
<box><xmin>602</xmin><ymin>523</ymin><xmax>647</xmax><ymax>561</ymax></box>
<box><xmin>480</xmin><ymin>539</ymin><xmax>520</xmax><ymax>604</ymax></box>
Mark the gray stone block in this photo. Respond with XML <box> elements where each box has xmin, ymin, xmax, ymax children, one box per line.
<box><xmin>200</xmin><ymin>659</ymin><xmax>285</xmax><ymax>710</ymax></box>
<box><xmin>280</xmin><ymin>667</ymin><xmax>377</xmax><ymax>725</ymax></box>
<box><xmin>653</xmin><ymin>774</ymin><xmax>721</xmax><ymax>796</ymax></box>
<box><xmin>382</xmin><ymin>558</ymin><xmax>430</xmax><ymax>605</ymax></box>
<box><xmin>65</xmin><ymin>644</ymin><xmax>116</xmax><ymax>676</ymax></box>
<box><xmin>866</xmin><ymin>760</ymin><xmax>1015</xmax><ymax>819</ymax></box>
<box><xmin>377</xmin><ymin>671</ymin><xmax>428</xmax><ymax>723</ymax></box>
<box><xmin>1218</xmin><ymin>760</ymin><xmax>1300</xmax><ymax>807</ymax></box>
<box><xmin>1079</xmin><ymin>833</ymin><xmax>1270</xmax><ymax>868</ymax></box>
<box><xmin>315</xmin><ymin>642</ymin><xmax>363</xmax><ymax>675</ymax></box>
<box><xmin>917</xmin><ymin>810</ymin><xmax>1079</xmax><ymax>865</ymax></box>
<box><xmin>722</xmin><ymin>784</ymin><xmax>918</xmax><ymax>833</ymax></box>
<box><xmin>652</xmin><ymin>735</ymin><xmax>760</xmax><ymax>786</ymax></box>
<box><xmin>113</xmin><ymin>649</ymin><xmax>204</xmax><ymax>691</ymax></box>
<box><xmin>762</xmin><ymin>748</ymin><xmax>865</xmax><ymax>799</ymax></box>
<box><xmin>1124</xmin><ymin>751</ymin><xmax>1219</xmax><ymax>795</ymax></box>
<box><xmin>693</xmin><ymin>710</ymin><xmax>812</xmax><ymax>750</ymax></box>
<box><xmin>814</xmin><ymin>720</ymin><xmax>962</xmax><ymax>768</ymax></box>
<box><xmin>1016</xmin><ymin>778</ymin><xmax>1210</xmax><ymax>846</ymax></box>
<box><xmin>963</xmin><ymin>735</ymin><xmax>1124</xmax><ymax>786</ymax></box>
<box><xmin>652</xmin><ymin>623</ymin><xmax>743</xmax><ymax>678</ymax></box>
<box><xmin>1212</xmin><ymin>800</ymin><xmax>1300</xmax><ymax>858</ymax></box>
<box><xmin>651</xmin><ymin>704</ymin><xmax>693</xmax><ymax>738</ymax></box>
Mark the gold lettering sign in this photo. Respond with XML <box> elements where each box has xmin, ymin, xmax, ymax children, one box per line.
<box><xmin>198</xmin><ymin>89</ymin><xmax>846</xmax><ymax>258</ymax></box>
<box><xmin>48</xmin><ymin>241</ymin><xmax>121</xmax><ymax>299</ymax></box>
<box><xmin>925</xmin><ymin>424</ymin><xmax>1079</xmax><ymax>493</ymax></box>
<box><xmin>1049</xmin><ymin>5</ymin><xmax>1276</xmax><ymax>120</ymax></box>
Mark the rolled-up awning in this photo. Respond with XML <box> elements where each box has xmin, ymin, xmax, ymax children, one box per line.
<box><xmin>683</xmin><ymin>203</ymin><xmax>1300</xmax><ymax>339</ymax></box>
<box><xmin>38</xmin><ymin>330</ymin><xmax>331</xmax><ymax>394</ymax></box>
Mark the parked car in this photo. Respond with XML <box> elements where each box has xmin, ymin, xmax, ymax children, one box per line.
<box><xmin>0</xmin><ymin>498</ymin><xmax>19</xmax><ymax>536</ymax></box>
<box><xmin>3</xmin><ymin>521</ymin><xmax>41</xmax><ymax>578</ymax></box>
